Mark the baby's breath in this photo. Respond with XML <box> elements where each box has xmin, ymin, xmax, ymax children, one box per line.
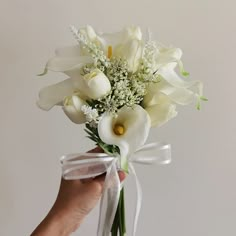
<box><xmin>81</xmin><ymin>105</ymin><xmax>100</xmax><ymax>128</ymax></box>
<box><xmin>81</xmin><ymin>61</ymin><xmax>105</xmax><ymax>76</ymax></box>
<box><xmin>93</xmin><ymin>58</ymin><xmax>147</xmax><ymax>114</ymax></box>
<box><xmin>135</xmin><ymin>41</ymin><xmax>161</xmax><ymax>82</ymax></box>
<box><xmin>70</xmin><ymin>26</ymin><xmax>110</xmax><ymax>68</ymax></box>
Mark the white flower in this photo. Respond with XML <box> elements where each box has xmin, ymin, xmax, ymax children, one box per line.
<box><xmin>98</xmin><ymin>105</ymin><xmax>151</xmax><ymax>170</ymax></box>
<box><xmin>80</xmin><ymin>69</ymin><xmax>111</xmax><ymax>100</ymax></box>
<box><xmin>62</xmin><ymin>95</ymin><xmax>87</xmax><ymax>124</ymax></box>
<box><xmin>41</xmin><ymin>45</ymin><xmax>93</xmax><ymax>76</ymax></box>
<box><xmin>81</xmin><ymin>105</ymin><xmax>100</xmax><ymax>124</ymax></box>
<box><xmin>156</xmin><ymin>62</ymin><xmax>203</xmax><ymax>105</ymax></box>
<box><xmin>37</xmin><ymin>78</ymin><xmax>75</xmax><ymax>111</ymax></box>
<box><xmin>143</xmin><ymin>62</ymin><xmax>202</xmax><ymax>126</ymax></box>
<box><xmin>145</xmin><ymin>43</ymin><xmax>183</xmax><ymax>72</ymax></box>
<box><xmin>39</xmin><ymin>26</ymin><xmax>144</xmax><ymax>77</ymax></box>
<box><xmin>143</xmin><ymin>93</ymin><xmax>177</xmax><ymax>127</ymax></box>
<box><xmin>37</xmin><ymin>68</ymin><xmax>111</xmax><ymax>111</ymax></box>
<box><xmin>100</xmin><ymin>26</ymin><xmax>143</xmax><ymax>72</ymax></box>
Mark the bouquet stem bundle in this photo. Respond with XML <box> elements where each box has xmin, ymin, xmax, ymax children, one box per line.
<box><xmin>111</xmin><ymin>188</ymin><xmax>126</xmax><ymax>236</ymax></box>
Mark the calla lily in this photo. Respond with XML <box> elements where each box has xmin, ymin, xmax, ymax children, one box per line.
<box><xmin>144</xmin><ymin>62</ymin><xmax>202</xmax><ymax>106</ymax></box>
<box><xmin>100</xmin><ymin>26</ymin><xmax>143</xmax><ymax>72</ymax></box>
<box><xmin>155</xmin><ymin>46</ymin><xmax>183</xmax><ymax>68</ymax></box>
<box><xmin>97</xmin><ymin>105</ymin><xmax>151</xmax><ymax>170</ymax></box>
<box><xmin>37</xmin><ymin>78</ymin><xmax>75</xmax><ymax>111</ymax></box>
<box><xmin>37</xmin><ymin>68</ymin><xmax>111</xmax><ymax>111</ymax></box>
<box><xmin>63</xmin><ymin>95</ymin><xmax>87</xmax><ymax>124</ymax></box>
<box><xmin>79</xmin><ymin>25</ymin><xmax>143</xmax><ymax>72</ymax></box>
<box><xmin>39</xmin><ymin>47</ymin><xmax>93</xmax><ymax>77</ymax></box>
<box><xmin>144</xmin><ymin>93</ymin><xmax>177</xmax><ymax>127</ymax></box>
<box><xmin>39</xmin><ymin>26</ymin><xmax>144</xmax><ymax>77</ymax></box>
<box><xmin>157</xmin><ymin>62</ymin><xmax>203</xmax><ymax>105</ymax></box>
<box><xmin>143</xmin><ymin>61</ymin><xmax>202</xmax><ymax>127</ymax></box>
<box><xmin>146</xmin><ymin>44</ymin><xmax>189</xmax><ymax>77</ymax></box>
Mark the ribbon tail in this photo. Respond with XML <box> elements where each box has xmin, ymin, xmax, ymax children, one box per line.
<box><xmin>129</xmin><ymin>163</ymin><xmax>142</xmax><ymax>236</ymax></box>
<box><xmin>97</xmin><ymin>159</ymin><xmax>120</xmax><ymax>236</ymax></box>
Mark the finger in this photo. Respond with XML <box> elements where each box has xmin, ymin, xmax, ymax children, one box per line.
<box><xmin>88</xmin><ymin>146</ymin><xmax>103</xmax><ymax>153</ymax></box>
<box><xmin>80</xmin><ymin>178</ymin><xmax>94</xmax><ymax>184</ymax></box>
<box><xmin>118</xmin><ymin>171</ymin><xmax>126</xmax><ymax>182</ymax></box>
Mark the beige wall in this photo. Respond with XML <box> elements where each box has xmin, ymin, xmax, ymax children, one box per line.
<box><xmin>0</xmin><ymin>0</ymin><xmax>235</xmax><ymax>235</ymax></box>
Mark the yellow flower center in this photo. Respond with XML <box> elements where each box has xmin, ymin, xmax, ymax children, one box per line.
<box><xmin>113</xmin><ymin>124</ymin><xmax>125</xmax><ymax>135</ymax></box>
<box><xmin>107</xmin><ymin>45</ymin><xmax>113</xmax><ymax>59</ymax></box>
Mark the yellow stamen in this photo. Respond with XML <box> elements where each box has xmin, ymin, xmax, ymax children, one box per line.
<box><xmin>113</xmin><ymin>124</ymin><xmax>125</xmax><ymax>135</ymax></box>
<box><xmin>107</xmin><ymin>45</ymin><xmax>113</xmax><ymax>59</ymax></box>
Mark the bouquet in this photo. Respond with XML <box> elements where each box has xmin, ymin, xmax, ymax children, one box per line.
<box><xmin>37</xmin><ymin>25</ymin><xmax>207</xmax><ymax>236</ymax></box>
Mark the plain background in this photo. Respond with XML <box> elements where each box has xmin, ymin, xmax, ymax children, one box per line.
<box><xmin>0</xmin><ymin>0</ymin><xmax>235</xmax><ymax>235</ymax></box>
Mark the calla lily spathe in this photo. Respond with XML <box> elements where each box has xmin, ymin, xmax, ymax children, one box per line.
<box><xmin>142</xmin><ymin>64</ymin><xmax>202</xmax><ymax>127</ymax></box>
<box><xmin>97</xmin><ymin>105</ymin><xmax>151</xmax><ymax>170</ymax></box>
<box><xmin>143</xmin><ymin>60</ymin><xmax>202</xmax><ymax>127</ymax></box>
<box><xmin>156</xmin><ymin>62</ymin><xmax>203</xmax><ymax>105</ymax></box>
<box><xmin>144</xmin><ymin>93</ymin><xmax>178</xmax><ymax>127</ymax></box>
<box><xmin>37</xmin><ymin>78</ymin><xmax>75</xmax><ymax>111</ymax></box>
<box><xmin>100</xmin><ymin>26</ymin><xmax>143</xmax><ymax>72</ymax></box>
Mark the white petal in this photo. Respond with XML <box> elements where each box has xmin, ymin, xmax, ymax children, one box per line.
<box><xmin>71</xmin><ymin>95</ymin><xmax>85</xmax><ymax>110</ymax></box>
<box><xmin>98</xmin><ymin>113</ymin><xmax>126</xmax><ymax>147</ymax></box>
<box><xmin>101</xmin><ymin>29</ymin><xmax>129</xmax><ymax>47</ymax></box>
<box><xmin>37</xmin><ymin>79</ymin><xmax>74</xmax><ymax>110</ymax></box>
<box><xmin>155</xmin><ymin>47</ymin><xmax>182</xmax><ymax>67</ymax></box>
<box><xmin>100</xmin><ymin>26</ymin><xmax>142</xmax><ymax>51</ymax></box>
<box><xmin>117</xmin><ymin>106</ymin><xmax>150</xmax><ymax>152</ymax></box>
<box><xmin>84</xmin><ymin>71</ymin><xmax>111</xmax><ymax>99</ymax></box>
<box><xmin>143</xmin><ymin>91</ymin><xmax>171</xmax><ymax>108</ymax></box>
<box><xmin>79</xmin><ymin>25</ymin><xmax>97</xmax><ymax>40</ymax></box>
<box><xmin>115</xmin><ymin>39</ymin><xmax>143</xmax><ymax>72</ymax></box>
<box><xmin>62</xmin><ymin>105</ymin><xmax>86</xmax><ymax>124</ymax></box>
<box><xmin>158</xmin><ymin>65</ymin><xmax>203</xmax><ymax>105</ymax></box>
<box><xmin>146</xmin><ymin>103</ymin><xmax>177</xmax><ymax>127</ymax></box>
<box><xmin>98</xmin><ymin>105</ymin><xmax>151</xmax><ymax>159</ymax></box>
<box><xmin>46</xmin><ymin>56</ymin><xmax>93</xmax><ymax>72</ymax></box>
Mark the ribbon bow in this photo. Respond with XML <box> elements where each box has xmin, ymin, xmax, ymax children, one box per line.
<box><xmin>60</xmin><ymin>142</ymin><xmax>171</xmax><ymax>236</ymax></box>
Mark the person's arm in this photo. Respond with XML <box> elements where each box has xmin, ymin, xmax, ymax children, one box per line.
<box><xmin>31</xmin><ymin>148</ymin><xmax>125</xmax><ymax>236</ymax></box>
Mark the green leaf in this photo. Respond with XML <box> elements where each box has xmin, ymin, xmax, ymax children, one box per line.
<box><xmin>196</xmin><ymin>103</ymin><xmax>201</xmax><ymax>110</ymax></box>
<box><xmin>182</xmin><ymin>71</ymin><xmax>190</xmax><ymax>77</ymax></box>
<box><xmin>200</xmin><ymin>96</ymin><xmax>208</xmax><ymax>101</ymax></box>
<box><xmin>178</xmin><ymin>60</ymin><xmax>190</xmax><ymax>77</ymax></box>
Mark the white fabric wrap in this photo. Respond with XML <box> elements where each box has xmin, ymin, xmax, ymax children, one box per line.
<box><xmin>60</xmin><ymin>142</ymin><xmax>171</xmax><ymax>236</ymax></box>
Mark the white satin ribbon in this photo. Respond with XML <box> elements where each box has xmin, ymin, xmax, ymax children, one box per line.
<box><xmin>60</xmin><ymin>142</ymin><xmax>171</xmax><ymax>236</ymax></box>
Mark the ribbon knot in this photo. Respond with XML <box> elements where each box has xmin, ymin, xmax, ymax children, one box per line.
<box><xmin>60</xmin><ymin>142</ymin><xmax>171</xmax><ymax>236</ymax></box>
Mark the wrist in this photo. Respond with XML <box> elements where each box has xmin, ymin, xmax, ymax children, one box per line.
<box><xmin>47</xmin><ymin>208</ymin><xmax>82</xmax><ymax>236</ymax></box>
<box><xmin>31</xmin><ymin>208</ymin><xmax>81</xmax><ymax>236</ymax></box>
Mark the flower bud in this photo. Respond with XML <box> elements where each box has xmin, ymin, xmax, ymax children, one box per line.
<box><xmin>63</xmin><ymin>95</ymin><xmax>87</xmax><ymax>124</ymax></box>
<box><xmin>82</xmin><ymin>69</ymin><xmax>111</xmax><ymax>100</ymax></box>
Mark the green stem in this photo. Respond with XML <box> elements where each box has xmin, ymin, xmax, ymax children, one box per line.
<box><xmin>121</xmin><ymin>188</ymin><xmax>126</xmax><ymax>233</ymax></box>
<box><xmin>111</xmin><ymin>188</ymin><xmax>126</xmax><ymax>236</ymax></box>
<box><xmin>111</xmin><ymin>207</ymin><xmax>119</xmax><ymax>235</ymax></box>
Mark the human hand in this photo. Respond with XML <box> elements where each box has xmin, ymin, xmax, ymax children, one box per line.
<box><xmin>31</xmin><ymin>147</ymin><xmax>126</xmax><ymax>236</ymax></box>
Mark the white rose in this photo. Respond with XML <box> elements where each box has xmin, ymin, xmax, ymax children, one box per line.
<box><xmin>62</xmin><ymin>95</ymin><xmax>87</xmax><ymax>124</ymax></box>
<box><xmin>81</xmin><ymin>69</ymin><xmax>111</xmax><ymax>100</ymax></box>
